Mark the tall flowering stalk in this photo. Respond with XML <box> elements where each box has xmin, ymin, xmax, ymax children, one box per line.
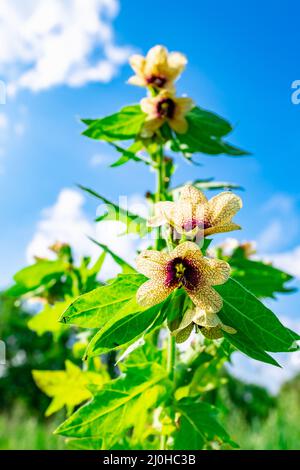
<box><xmin>9</xmin><ymin>45</ymin><xmax>299</xmax><ymax>451</ymax></box>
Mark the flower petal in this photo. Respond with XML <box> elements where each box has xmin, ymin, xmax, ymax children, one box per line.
<box><xmin>141</xmin><ymin>118</ymin><xmax>163</xmax><ymax>137</ymax></box>
<box><xmin>171</xmin><ymin>241</ymin><xmax>202</xmax><ymax>261</ymax></box>
<box><xmin>147</xmin><ymin>201</ymin><xmax>176</xmax><ymax>227</ymax></box>
<box><xmin>175</xmin><ymin>97</ymin><xmax>195</xmax><ymax>114</ymax></box>
<box><xmin>140</xmin><ymin>97</ymin><xmax>156</xmax><ymax>115</ymax></box>
<box><xmin>179</xmin><ymin>185</ymin><xmax>208</xmax><ymax>205</ymax></box>
<box><xmin>145</xmin><ymin>45</ymin><xmax>168</xmax><ymax>75</ymax></box>
<box><xmin>207</xmin><ymin>192</ymin><xmax>242</xmax><ymax>226</ymax></box>
<box><xmin>127</xmin><ymin>75</ymin><xmax>146</xmax><ymax>87</ymax></box>
<box><xmin>171</xmin><ymin>201</ymin><xmax>205</xmax><ymax>235</ymax></box>
<box><xmin>167</xmin><ymin>52</ymin><xmax>187</xmax><ymax>79</ymax></box>
<box><xmin>169</xmin><ymin>116</ymin><xmax>188</xmax><ymax>134</ymax></box>
<box><xmin>197</xmin><ymin>257</ymin><xmax>231</xmax><ymax>286</ymax></box>
<box><xmin>136</xmin><ymin>250</ymin><xmax>169</xmax><ymax>279</ymax></box>
<box><xmin>194</xmin><ymin>310</ymin><xmax>222</xmax><ymax>328</ymax></box>
<box><xmin>136</xmin><ymin>279</ymin><xmax>172</xmax><ymax>307</ymax></box>
<box><xmin>204</xmin><ymin>222</ymin><xmax>241</xmax><ymax>236</ymax></box>
<box><xmin>174</xmin><ymin>323</ymin><xmax>194</xmax><ymax>343</ymax></box>
<box><xmin>187</xmin><ymin>285</ymin><xmax>223</xmax><ymax>314</ymax></box>
<box><xmin>129</xmin><ymin>54</ymin><xmax>146</xmax><ymax>76</ymax></box>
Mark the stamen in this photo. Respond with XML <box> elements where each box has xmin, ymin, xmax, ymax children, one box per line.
<box><xmin>157</xmin><ymin>98</ymin><xmax>176</xmax><ymax>119</ymax></box>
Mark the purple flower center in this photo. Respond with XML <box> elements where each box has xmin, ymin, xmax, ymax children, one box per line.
<box><xmin>165</xmin><ymin>256</ymin><xmax>201</xmax><ymax>289</ymax></box>
<box><xmin>181</xmin><ymin>218</ymin><xmax>211</xmax><ymax>232</ymax></box>
<box><xmin>157</xmin><ymin>98</ymin><xmax>175</xmax><ymax>119</ymax></box>
<box><xmin>146</xmin><ymin>75</ymin><xmax>167</xmax><ymax>88</ymax></box>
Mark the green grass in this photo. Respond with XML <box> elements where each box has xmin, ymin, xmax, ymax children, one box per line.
<box><xmin>0</xmin><ymin>406</ymin><xmax>66</xmax><ymax>450</ymax></box>
<box><xmin>225</xmin><ymin>390</ymin><xmax>300</xmax><ymax>450</ymax></box>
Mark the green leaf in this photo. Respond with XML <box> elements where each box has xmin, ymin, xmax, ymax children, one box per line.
<box><xmin>66</xmin><ymin>438</ymin><xmax>104</xmax><ymax>450</ymax></box>
<box><xmin>175</xmin><ymin>108</ymin><xmax>249</xmax><ymax>156</ymax></box>
<box><xmin>193</xmin><ymin>178</ymin><xmax>243</xmax><ymax>191</ymax></box>
<box><xmin>222</xmin><ymin>329</ymin><xmax>280</xmax><ymax>367</ymax></box>
<box><xmin>32</xmin><ymin>360</ymin><xmax>106</xmax><ymax>417</ymax></box>
<box><xmin>109</xmin><ymin>141</ymin><xmax>149</xmax><ymax>167</ymax></box>
<box><xmin>216</xmin><ymin>278</ymin><xmax>298</xmax><ymax>354</ymax></box>
<box><xmin>82</xmin><ymin>105</ymin><xmax>145</xmax><ymax>141</ymax></box>
<box><xmin>28</xmin><ymin>300</ymin><xmax>71</xmax><ymax>339</ymax></box>
<box><xmin>60</xmin><ymin>274</ymin><xmax>146</xmax><ymax>328</ymax></box>
<box><xmin>7</xmin><ymin>260</ymin><xmax>65</xmax><ymax>296</ymax></box>
<box><xmin>174</xmin><ymin>398</ymin><xmax>236</xmax><ymax>449</ymax></box>
<box><xmin>85</xmin><ymin>297</ymin><xmax>165</xmax><ymax>357</ymax></box>
<box><xmin>88</xmin><ymin>237</ymin><xmax>136</xmax><ymax>274</ymax></box>
<box><xmin>79</xmin><ymin>184</ymin><xmax>150</xmax><ymax>237</ymax></box>
<box><xmin>186</xmin><ymin>107</ymin><xmax>232</xmax><ymax>138</ymax></box>
<box><xmin>55</xmin><ymin>363</ymin><xmax>170</xmax><ymax>446</ymax></box>
<box><xmin>230</xmin><ymin>256</ymin><xmax>295</xmax><ymax>298</ymax></box>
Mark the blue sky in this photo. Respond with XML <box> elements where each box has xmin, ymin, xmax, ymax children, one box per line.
<box><xmin>0</xmin><ymin>0</ymin><xmax>300</xmax><ymax>335</ymax></box>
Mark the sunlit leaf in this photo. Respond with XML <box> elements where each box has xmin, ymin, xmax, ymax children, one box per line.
<box><xmin>81</xmin><ymin>105</ymin><xmax>145</xmax><ymax>141</ymax></box>
<box><xmin>60</xmin><ymin>274</ymin><xmax>146</xmax><ymax>328</ymax></box>
<box><xmin>216</xmin><ymin>278</ymin><xmax>299</xmax><ymax>356</ymax></box>
<box><xmin>32</xmin><ymin>360</ymin><xmax>107</xmax><ymax>417</ymax></box>
<box><xmin>174</xmin><ymin>397</ymin><xmax>237</xmax><ymax>449</ymax></box>
<box><xmin>55</xmin><ymin>363</ymin><xmax>170</xmax><ymax>448</ymax></box>
<box><xmin>28</xmin><ymin>300</ymin><xmax>71</xmax><ymax>339</ymax></box>
<box><xmin>85</xmin><ymin>297</ymin><xmax>165</xmax><ymax>357</ymax></box>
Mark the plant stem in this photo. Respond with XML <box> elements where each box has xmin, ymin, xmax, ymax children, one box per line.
<box><xmin>154</xmin><ymin>143</ymin><xmax>164</xmax><ymax>250</ymax></box>
<box><xmin>167</xmin><ymin>331</ymin><xmax>176</xmax><ymax>381</ymax></box>
<box><xmin>151</xmin><ymin>139</ymin><xmax>176</xmax><ymax>450</ymax></box>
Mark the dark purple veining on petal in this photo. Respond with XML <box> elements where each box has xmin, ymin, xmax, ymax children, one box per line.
<box><xmin>157</xmin><ymin>98</ymin><xmax>175</xmax><ymax>119</ymax></box>
<box><xmin>165</xmin><ymin>256</ymin><xmax>201</xmax><ymax>290</ymax></box>
<box><xmin>146</xmin><ymin>75</ymin><xmax>167</xmax><ymax>88</ymax></box>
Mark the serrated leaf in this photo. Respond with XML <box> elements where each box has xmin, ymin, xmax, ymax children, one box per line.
<box><xmin>194</xmin><ymin>178</ymin><xmax>243</xmax><ymax>191</ymax></box>
<box><xmin>79</xmin><ymin>184</ymin><xmax>150</xmax><ymax>237</ymax></box>
<box><xmin>32</xmin><ymin>360</ymin><xmax>106</xmax><ymax>417</ymax></box>
<box><xmin>222</xmin><ymin>329</ymin><xmax>280</xmax><ymax>366</ymax></box>
<box><xmin>175</xmin><ymin>108</ymin><xmax>249</xmax><ymax>156</ymax></box>
<box><xmin>82</xmin><ymin>105</ymin><xmax>145</xmax><ymax>141</ymax></box>
<box><xmin>174</xmin><ymin>398</ymin><xmax>236</xmax><ymax>450</ymax></box>
<box><xmin>60</xmin><ymin>274</ymin><xmax>146</xmax><ymax>328</ymax></box>
<box><xmin>85</xmin><ymin>297</ymin><xmax>165</xmax><ymax>357</ymax></box>
<box><xmin>186</xmin><ymin>107</ymin><xmax>232</xmax><ymax>137</ymax></box>
<box><xmin>28</xmin><ymin>300</ymin><xmax>71</xmax><ymax>338</ymax></box>
<box><xmin>216</xmin><ymin>278</ymin><xmax>298</xmax><ymax>354</ymax></box>
<box><xmin>6</xmin><ymin>260</ymin><xmax>65</xmax><ymax>296</ymax></box>
<box><xmin>55</xmin><ymin>363</ymin><xmax>170</xmax><ymax>447</ymax></box>
<box><xmin>230</xmin><ymin>257</ymin><xmax>295</xmax><ymax>298</ymax></box>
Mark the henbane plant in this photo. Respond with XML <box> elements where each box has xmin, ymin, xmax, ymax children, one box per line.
<box><xmin>8</xmin><ymin>45</ymin><xmax>299</xmax><ymax>450</ymax></box>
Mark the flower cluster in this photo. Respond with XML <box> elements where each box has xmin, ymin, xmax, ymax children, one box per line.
<box><xmin>136</xmin><ymin>183</ymin><xmax>242</xmax><ymax>342</ymax></box>
<box><xmin>129</xmin><ymin>45</ymin><xmax>194</xmax><ymax>137</ymax></box>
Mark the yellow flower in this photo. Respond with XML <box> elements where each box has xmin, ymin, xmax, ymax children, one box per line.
<box><xmin>148</xmin><ymin>184</ymin><xmax>242</xmax><ymax>237</ymax></box>
<box><xmin>140</xmin><ymin>91</ymin><xmax>194</xmax><ymax>137</ymax></box>
<box><xmin>173</xmin><ymin>308</ymin><xmax>236</xmax><ymax>343</ymax></box>
<box><xmin>128</xmin><ymin>45</ymin><xmax>187</xmax><ymax>92</ymax></box>
<box><xmin>136</xmin><ymin>241</ymin><xmax>230</xmax><ymax>311</ymax></box>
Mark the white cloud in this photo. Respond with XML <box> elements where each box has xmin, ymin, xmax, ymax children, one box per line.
<box><xmin>266</xmin><ymin>246</ymin><xmax>300</xmax><ymax>278</ymax></box>
<box><xmin>0</xmin><ymin>0</ymin><xmax>133</xmax><ymax>94</ymax></box>
<box><xmin>26</xmin><ymin>187</ymin><xmax>149</xmax><ymax>280</ymax></box>
<box><xmin>257</xmin><ymin>194</ymin><xmax>299</xmax><ymax>252</ymax></box>
<box><xmin>89</xmin><ymin>153</ymin><xmax>111</xmax><ymax>167</ymax></box>
<box><xmin>0</xmin><ymin>113</ymin><xmax>8</xmax><ymax>129</ymax></box>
